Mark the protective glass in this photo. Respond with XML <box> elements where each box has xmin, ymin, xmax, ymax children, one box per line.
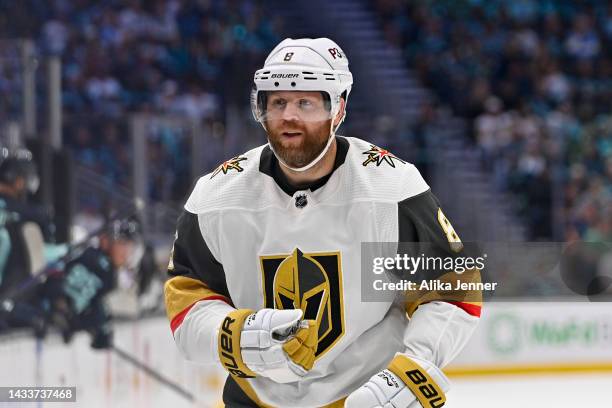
<box><xmin>253</xmin><ymin>90</ymin><xmax>334</xmax><ymax>123</ymax></box>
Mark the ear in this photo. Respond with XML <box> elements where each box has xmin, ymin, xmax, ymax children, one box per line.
<box><xmin>333</xmin><ymin>97</ymin><xmax>346</xmax><ymax>127</ymax></box>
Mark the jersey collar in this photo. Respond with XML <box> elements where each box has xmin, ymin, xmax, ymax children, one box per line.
<box><xmin>259</xmin><ymin>136</ymin><xmax>349</xmax><ymax>197</ymax></box>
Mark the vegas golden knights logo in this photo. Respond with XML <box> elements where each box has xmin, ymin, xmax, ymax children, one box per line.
<box><xmin>260</xmin><ymin>249</ymin><xmax>345</xmax><ymax>359</ymax></box>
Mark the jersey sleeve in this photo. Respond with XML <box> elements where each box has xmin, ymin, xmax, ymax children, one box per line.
<box><xmin>398</xmin><ymin>188</ymin><xmax>482</xmax><ymax>317</ymax></box>
<box><xmin>397</xmin><ymin>188</ymin><xmax>481</xmax><ymax>368</ymax></box>
<box><xmin>164</xmin><ymin>209</ymin><xmax>235</xmax><ymax>365</ymax></box>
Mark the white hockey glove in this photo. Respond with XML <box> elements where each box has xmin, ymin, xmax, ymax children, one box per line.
<box><xmin>215</xmin><ymin>308</ymin><xmax>317</xmax><ymax>383</ymax></box>
<box><xmin>345</xmin><ymin>355</ymin><xmax>449</xmax><ymax>408</ymax></box>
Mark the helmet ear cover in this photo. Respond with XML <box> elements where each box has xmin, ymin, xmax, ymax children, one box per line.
<box><xmin>257</xmin><ymin>89</ymin><xmax>267</xmax><ymax>116</ymax></box>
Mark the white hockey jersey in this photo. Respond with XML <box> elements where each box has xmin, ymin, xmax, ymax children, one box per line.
<box><xmin>164</xmin><ymin>136</ymin><xmax>480</xmax><ymax>407</ymax></box>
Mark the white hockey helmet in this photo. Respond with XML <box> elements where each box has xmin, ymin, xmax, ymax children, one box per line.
<box><xmin>251</xmin><ymin>38</ymin><xmax>353</xmax><ymax>171</ymax></box>
<box><xmin>252</xmin><ymin>37</ymin><xmax>353</xmax><ymax>125</ymax></box>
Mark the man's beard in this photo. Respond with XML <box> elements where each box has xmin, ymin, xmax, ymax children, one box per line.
<box><xmin>267</xmin><ymin>122</ymin><xmax>331</xmax><ymax>168</ymax></box>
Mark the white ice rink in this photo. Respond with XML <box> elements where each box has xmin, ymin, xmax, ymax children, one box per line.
<box><xmin>86</xmin><ymin>372</ymin><xmax>612</xmax><ymax>407</ymax></box>
<box><xmin>109</xmin><ymin>372</ymin><xmax>612</xmax><ymax>407</ymax></box>
<box><xmin>447</xmin><ymin>374</ymin><xmax>612</xmax><ymax>407</ymax></box>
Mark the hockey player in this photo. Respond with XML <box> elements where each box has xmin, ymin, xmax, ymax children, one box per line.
<box><xmin>40</xmin><ymin>218</ymin><xmax>139</xmax><ymax>349</ymax></box>
<box><xmin>164</xmin><ymin>38</ymin><xmax>481</xmax><ymax>407</ymax></box>
<box><xmin>0</xmin><ymin>148</ymin><xmax>53</xmax><ymax>334</ymax></box>
<box><xmin>0</xmin><ymin>147</ymin><xmax>52</xmax><ymax>293</ymax></box>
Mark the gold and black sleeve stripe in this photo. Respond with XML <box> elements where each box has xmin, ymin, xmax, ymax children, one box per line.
<box><xmin>164</xmin><ymin>210</ymin><xmax>232</xmax><ymax>333</ymax></box>
<box><xmin>165</xmin><ymin>275</ymin><xmax>231</xmax><ymax>333</ymax></box>
<box><xmin>398</xmin><ymin>190</ymin><xmax>482</xmax><ymax>318</ymax></box>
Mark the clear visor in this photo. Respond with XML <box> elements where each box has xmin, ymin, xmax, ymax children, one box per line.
<box><xmin>252</xmin><ymin>90</ymin><xmax>335</xmax><ymax>123</ymax></box>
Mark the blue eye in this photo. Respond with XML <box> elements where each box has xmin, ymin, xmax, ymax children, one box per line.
<box><xmin>271</xmin><ymin>99</ymin><xmax>286</xmax><ymax>108</ymax></box>
<box><xmin>299</xmin><ymin>99</ymin><xmax>313</xmax><ymax>108</ymax></box>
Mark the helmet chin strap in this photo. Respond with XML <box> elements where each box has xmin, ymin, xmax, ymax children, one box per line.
<box><xmin>265</xmin><ymin>109</ymin><xmax>342</xmax><ymax>173</ymax></box>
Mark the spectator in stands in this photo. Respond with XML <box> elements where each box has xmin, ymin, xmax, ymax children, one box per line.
<box><xmin>565</xmin><ymin>14</ymin><xmax>601</xmax><ymax>60</ymax></box>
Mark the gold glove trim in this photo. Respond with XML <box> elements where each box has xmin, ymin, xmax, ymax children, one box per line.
<box><xmin>388</xmin><ymin>355</ymin><xmax>446</xmax><ymax>408</ymax></box>
<box><xmin>282</xmin><ymin>320</ymin><xmax>318</xmax><ymax>371</ymax></box>
<box><xmin>218</xmin><ymin>309</ymin><xmax>256</xmax><ymax>378</ymax></box>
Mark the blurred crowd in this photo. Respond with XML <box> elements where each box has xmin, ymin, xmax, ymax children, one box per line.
<box><xmin>0</xmin><ymin>0</ymin><xmax>282</xmax><ymax>203</ymax></box>
<box><xmin>2</xmin><ymin>0</ymin><xmax>610</xmax><ymax>240</ymax></box>
<box><xmin>1</xmin><ymin>0</ymin><xmax>282</xmax><ymax>115</ymax></box>
<box><xmin>373</xmin><ymin>0</ymin><xmax>612</xmax><ymax>240</ymax></box>
<box><xmin>67</xmin><ymin>119</ymin><xmax>192</xmax><ymax>205</ymax></box>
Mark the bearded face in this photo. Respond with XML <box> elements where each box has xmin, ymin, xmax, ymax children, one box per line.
<box><xmin>264</xmin><ymin>91</ymin><xmax>335</xmax><ymax>168</ymax></box>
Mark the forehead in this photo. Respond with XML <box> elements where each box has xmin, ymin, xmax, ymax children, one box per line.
<box><xmin>267</xmin><ymin>90</ymin><xmax>323</xmax><ymax>100</ymax></box>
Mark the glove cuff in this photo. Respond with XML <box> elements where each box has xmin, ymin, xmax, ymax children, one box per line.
<box><xmin>387</xmin><ymin>355</ymin><xmax>447</xmax><ymax>408</ymax></box>
<box><xmin>218</xmin><ymin>308</ymin><xmax>257</xmax><ymax>378</ymax></box>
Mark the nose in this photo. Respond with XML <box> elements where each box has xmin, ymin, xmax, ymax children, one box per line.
<box><xmin>280</xmin><ymin>100</ymin><xmax>300</xmax><ymax>121</ymax></box>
